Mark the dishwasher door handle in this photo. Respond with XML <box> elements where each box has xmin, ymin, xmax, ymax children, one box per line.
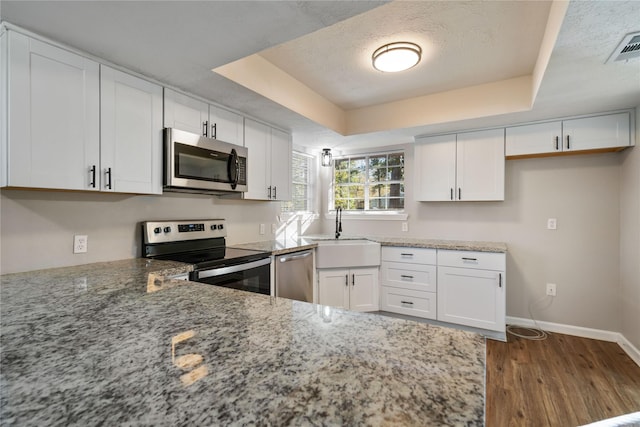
<box><xmin>279</xmin><ymin>251</ymin><xmax>312</xmax><ymax>263</ymax></box>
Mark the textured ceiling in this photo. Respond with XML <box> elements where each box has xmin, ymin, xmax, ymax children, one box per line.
<box><xmin>1</xmin><ymin>1</ymin><xmax>639</xmax><ymax>152</ymax></box>
<box><xmin>260</xmin><ymin>1</ymin><xmax>551</xmax><ymax>110</ymax></box>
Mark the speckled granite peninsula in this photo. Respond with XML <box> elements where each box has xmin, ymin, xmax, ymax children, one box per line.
<box><xmin>1</xmin><ymin>259</ymin><xmax>485</xmax><ymax>426</ymax></box>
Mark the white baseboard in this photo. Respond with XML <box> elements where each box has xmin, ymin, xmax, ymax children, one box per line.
<box><xmin>506</xmin><ymin>316</ymin><xmax>640</xmax><ymax>367</ymax></box>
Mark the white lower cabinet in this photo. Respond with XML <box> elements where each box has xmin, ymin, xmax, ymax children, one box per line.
<box><xmin>379</xmin><ymin>246</ymin><xmax>437</xmax><ymax>319</ymax></box>
<box><xmin>318</xmin><ymin>267</ymin><xmax>378</xmax><ymax>312</ymax></box>
<box><xmin>437</xmin><ymin>250</ymin><xmax>505</xmax><ymax>332</ymax></box>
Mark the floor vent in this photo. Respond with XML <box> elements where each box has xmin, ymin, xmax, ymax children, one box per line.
<box><xmin>607</xmin><ymin>32</ymin><xmax>640</xmax><ymax>63</ymax></box>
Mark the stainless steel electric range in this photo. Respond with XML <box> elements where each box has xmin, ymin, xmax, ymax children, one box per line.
<box><xmin>142</xmin><ymin>219</ymin><xmax>271</xmax><ymax>295</ymax></box>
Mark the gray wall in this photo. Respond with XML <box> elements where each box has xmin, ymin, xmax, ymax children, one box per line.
<box><xmin>0</xmin><ymin>191</ymin><xmax>322</xmax><ymax>274</ymax></box>
<box><xmin>320</xmin><ymin>144</ymin><xmax>626</xmax><ymax>334</ymax></box>
<box><xmin>620</xmin><ymin>108</ymin><xmax>640</xmax><ymax>349</ymax></box>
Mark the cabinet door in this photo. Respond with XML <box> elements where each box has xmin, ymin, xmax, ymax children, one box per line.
<box><xmin>563</xmin><ymin>113</ymin><xmax>630</xmax><ymax>151</ymax></box>
<box><xmin>505</xmin><ymin>121</ymin><xmax>562</xmax><ymax>157</ymax></box>
<box><xmin>456</xmin><ymin>129</ymin><xmax>505</xmax><ymax>201</ymax></box>
<box><xmin>209</xmin><ymin>105</ymin><xmax>244</xmax><ymax>146</ymax></box>
<box><xmin>350</xmin><ymin>267</ymin><xmax>379</xmax><ymax>312</ymax></box>
<box><xmin>163</xmin><ymin>88</ymin><xmax>208</xmax><ymax>136</ymax></box>
<box><xmin>270</xmin><ymin>128</ymin><xmax>292</xmax><ymax>201</ymax></box>
<box><xmin>243</xmin><ymin>119</ymin><xmax>270</xmax><ymax>200</ymax></box>
<box><xmin>100</xmin><ymin>65</ymin><xmax>163</xmax><ymax>194</ymax></box>
<box><xmin>414</xmin><ymin>134</ymin><xmax>457</xmax><ymax>201</ymax></box>
<box><xmin>7</xmin><ymin>32</ymin><xmax>99</xmax><ymax>190</ymax></box>
<box><xmin>437</xmin><ymin>266</ymin><xmax>505</xmax><ymax>332</ymax></box>
<box><xmin>318</xmin><ymin>269</ymin><xmax>350</xmax><ymax>310</ymax></box>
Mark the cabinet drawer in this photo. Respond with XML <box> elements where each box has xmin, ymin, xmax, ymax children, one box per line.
<box><xmin>437</xmin><ymin>250</ymin><xmax>505</xmax><ymax>271</ymax></box>
<box><xmin>380</xmin><ymin>287</ymin><xmax>436</xmax><ymax>320</ymax></box>
<box><xmin>380</xmin><ymin>262</ymin><xmax>436</xmax><ymax>293</ymax></box>
<box><xmin>381</xmin><ymin>246</ymin><xmax>436</xmax><ymax>264</ymax></box>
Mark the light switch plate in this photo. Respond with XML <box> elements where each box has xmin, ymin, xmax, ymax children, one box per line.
<box><xmin>547</xmin><ymin>218</ymin><xmax>557</xmax><ymax>230</ymax></box>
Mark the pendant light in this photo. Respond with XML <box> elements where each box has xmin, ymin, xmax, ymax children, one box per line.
<box><xmin>321</xmin><ymin>148</ymin><xmax>332</xmax><ymax>167</ymax></box>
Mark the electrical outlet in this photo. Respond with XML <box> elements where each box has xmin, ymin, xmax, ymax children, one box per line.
<box><xmin>401</xmin><ymin>222</ymin><xmax>408</xmax><ymax>232</ymax></box>
<box><xmin>73</xmin><ymin>235</ymin><xmax>88</xmax><ymax>254</ymax></box>
<box><xmin>546</xmin><ymin>283</ymin><xmax>557</xmax><ymax>297</ymax></box>
<box><xmin>547</xmin><ymin>218</ymin><xmax>557</xmax><ymax>230</ymax></box>
<box><xmin>259</xmin><ymin>224</ymin><xmax>265</xmax><ymax>235</ymax></box>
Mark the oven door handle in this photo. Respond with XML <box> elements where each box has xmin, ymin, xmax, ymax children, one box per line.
<box><xmin>196</xmin><ymin>257</ymin><xmax>271</xmax><ymax>279</ymax></box>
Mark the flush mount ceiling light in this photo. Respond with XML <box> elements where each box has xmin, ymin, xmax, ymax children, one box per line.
<box><xmin>321</xmin><ymin>148</ymin><xmax>332</xmax><ymax>167</ymax></box>
<box><xmin>372</xmin><ymin>41</ymin><xmax>422</xmax><ymax>72</ymax></box>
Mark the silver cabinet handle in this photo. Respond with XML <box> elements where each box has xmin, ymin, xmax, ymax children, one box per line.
<box><xmin>273</xmin><ymin>186</ymin><xmax>277</xmax><ymax>200</ymax></box>
<box><xmin>458</xmin><ymin>188</ymin><xmax>461</xmax><ymax>200</ymax></box>
<box><xmin>450</xmin><ymin>188</ymin><xmax>454</xmax><ymax>200</ymax></box>
<box><xmin>400</xmin><ymin>300</ymin><xmax>414</xmax><ymax>305</ymax></box>
<box><xmin>499</xmin><ymin>273</ymin><xmax>502</xmax><ymax>288</ymax></box>
<box><xmin>566</xmin><ymin>135</ymin><xmax>571</xmax><ymax>150</ymax></box>
<box><xmin>345</xmin><ymin>274</ymin><xmax>348</xmax><ymax>287</ymax></box>
<box><xmin>400</xmin><ymin>253</ymin><xmax>414</xmax><ymax>257</ymax></box>
<box><xmin>211</xmin><ymin>123</ymin><xmax>217</xmax><ymax>140</ymax></box>
<box><xmin>352</xmin><ymin>274</ymin><xmax>355</xmax><ymax>286</ymax></box>
<box><xmin>462</xmin><ymin>257</ymin><xmax>477</xmax><ymax>261</ymax></box>
<box><xmin>203</xmin><ymin>121</ymin><xmax>208</xmax><ymax>137</ymax></box>
<box><xmin>555</xmin><ymin>136</ymin><xmax>559</xmax><ymax>151</ymax></box>
<box><xmin>400</xmin><ymin>275</ymin><xmax>414</xmax><ymax>280</ymax></box>
<box><xmin>268</xmin><ymin>186</ymin><xmax>272</xmax><ymax>199</ymax></box>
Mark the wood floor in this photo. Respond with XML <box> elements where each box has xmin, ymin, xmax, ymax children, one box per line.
<box><xmin>486</xmin><ymin>331</ymin><xmax>640</xmax><ymax>426</ymax></box>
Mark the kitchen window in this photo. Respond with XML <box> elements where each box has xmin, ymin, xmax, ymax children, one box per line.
<box><xmin>332</xmin><ymin>151</ymin><xmax>404</xmax><ymax>212</ymax></box>
<box><xmin>282</xmin><ymin>151</ymin><xmax>313</xmax><ymax>213</ymax></box>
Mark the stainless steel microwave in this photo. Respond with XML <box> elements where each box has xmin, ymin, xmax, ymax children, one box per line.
<box><xmin>164</xmin><ymin>128</ymin><xmax>248</xmax><ymax>194</ymax></box>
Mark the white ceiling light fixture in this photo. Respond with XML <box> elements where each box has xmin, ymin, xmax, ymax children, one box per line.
<box><xmin>372</xmin><ymin>41</ymin><xmax>422</xmax><ymax>72</ymax></box>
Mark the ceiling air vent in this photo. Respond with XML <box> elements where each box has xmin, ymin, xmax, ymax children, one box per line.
<box><xmin>606</xmin><ymin>31</ymin><xmax>640</xmax><ymax>63</ymax></box>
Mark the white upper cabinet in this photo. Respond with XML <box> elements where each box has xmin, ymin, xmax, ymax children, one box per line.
<box><xmin>415</xmin><ymin>129</ymin><xmax>505</xmax><ymax>201</ymax></box>
<box><xmin>243</xmin><ymin>119</ymin><xmax>271</xmax><ymax>200</ymax></box>
<box><xmin>243</xmin><ymin>118</ymin><xmax>292</xmax><ymax>201</ymax></box>
<box><xmin>505</xmin><ymin>121</ymin><xmax>562</xmax><ymax>157</ymax></box>
<box><xmin>562</xmin><ymin>113</ymin><xmax>630</xmax><ymax>152</ymax></box>
<box><xmin>414</xmin><ymin>134</ymin><xmax>456</xmax><ymax>202</ymax></box>
<box><xmin>270</xmin><ymin>127</ymin><xmax>292</xmax><ymax>201</ymax></box>
<box><xmin>456</xmin><ymin>129</ymin><xmax>505</xmax><ymax>201</ymax></box>
<box><xmin>2</xmin><ymin>31</ymin><xmax>100</xmax><ymax>190</ymax></box>
<box><xmin>163</xmin><ymin>88</ymin><xmax>208</xmax><ymax>136</ymax></box>
<box><xmin>100</xmin><ymin>65</ymin><xmax>163</xmax><ymax>194</ymax></box>
<box><xmin>209</xmin><ymin>104</ymin><xmax>244</xmax><ymax>146</ymax></box>
<box><xmin>506</xmin><ymin>112</ymin><xmax>632</xmax><ymax>158</ymax></box>
<box><xmin>163</xmin><ymin>88</ymin><xmax>244</xmax><ymax>146</ymax></box>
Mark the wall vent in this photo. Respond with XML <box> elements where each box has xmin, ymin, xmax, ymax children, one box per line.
<box><xmin>606</xmin><ymin>31</ymin><xmax>640</xmax><ymax>63</ymax></box>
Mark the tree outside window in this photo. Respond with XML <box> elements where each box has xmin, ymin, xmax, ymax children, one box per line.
<box><xmin>333</xmin><ymin>152</ymin><xmax>404</xmax><ymax>211</ymax></box>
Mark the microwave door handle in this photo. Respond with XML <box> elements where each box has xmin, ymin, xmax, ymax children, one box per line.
<box><xmin>228</xmin><ymin>148</ymin><xmax>239</xmax><ymax>190</ymax></box>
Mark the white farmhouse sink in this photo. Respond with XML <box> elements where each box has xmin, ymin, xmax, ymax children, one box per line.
<box><xmin>315</xmin><ymin>239</ymin><xmax>381</xmax><ymax>269</ymax></box>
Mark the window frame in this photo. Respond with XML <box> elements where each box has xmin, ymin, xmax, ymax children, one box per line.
<box><xmin>281</xmin><ymin>150</ymin><xmax>315</xmax><ymax>214</ymax></box>
<box><xmin>330</xmin><ymin>150</ymin><xmax>406</xmax><ymax>216</ymax></box>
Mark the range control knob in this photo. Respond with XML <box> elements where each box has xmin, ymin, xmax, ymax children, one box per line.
<box><xmin>153</xmin><ymin>227</ymin><xmax>162</xmax><ymax>234</ymax></box>
<box><xmin>210</xmin><ymin>224</ymin><xmax>217</xmax><ymax>230</ymax></box>
<box><xmin>218</xmin><ymin>224</ymin><xmax>224</xmax><ymax>230</ymax></box>
<box><xmin>163</xmin><ymin>226</ymin><xmax>171</xmax><ymax>233</ymax></box>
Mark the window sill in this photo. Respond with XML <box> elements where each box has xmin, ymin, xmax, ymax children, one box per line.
<box><xmin>324</xmin><ymin>212</ymin><xmax>408</xmax><ymax>221</ymax></box>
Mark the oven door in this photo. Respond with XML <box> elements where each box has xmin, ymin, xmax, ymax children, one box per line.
<box><xmin>164</xmin><ymin>128</ymin><xmax>247</xmax><ymax>192</ymax></box>
<box><xmin>191</xmin><ymin>257</ymin><xmax>271</xmax><ymax>295</ymax></box>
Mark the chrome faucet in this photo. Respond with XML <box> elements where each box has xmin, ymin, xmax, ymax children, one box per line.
<box><xmin>335</xmin><ymin>207</ymin><xmax>343</xmax><ymax>239</ymax></box>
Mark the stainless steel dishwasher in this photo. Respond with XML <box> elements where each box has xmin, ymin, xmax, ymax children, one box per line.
<box><xmin>275</xmin><ymin>250</ymin><xmax>314</xmax><ymax>302</ymax></box>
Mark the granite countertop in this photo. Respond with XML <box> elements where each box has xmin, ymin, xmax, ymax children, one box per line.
<box><xmin>242</xmin><ymin>235</ymin><xmax>507</xmax><ymax>254</ymax></box>
<box><xmin>0</xmin><ymin>259</ymin><xmax>485</xmax><ymax>426</ymax></box>
<box><xmin>230</xmin><ymin>237</ymin><xmax>318</xmax><ymax>255</ymax></box>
